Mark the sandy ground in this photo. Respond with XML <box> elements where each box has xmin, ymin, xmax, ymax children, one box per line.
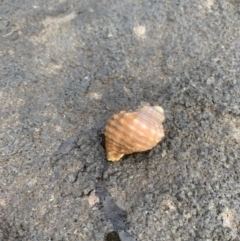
<box><xmin>0</xmin><ymin>0</ymin><xmax>240</xmax><ymax>240</ymax></box>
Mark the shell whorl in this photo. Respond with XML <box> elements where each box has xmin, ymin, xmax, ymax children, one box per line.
<box><xmin>104</xmin><ymin>105</ymin><xmax>165</xmax><ymax>161</ymax></box>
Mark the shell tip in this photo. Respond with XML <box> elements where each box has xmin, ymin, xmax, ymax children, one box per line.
<box><xmin>107</xmin><ymin>152</ymin><xmax>124</xmax><ymax>162</ymax></box>
<box><xmin>153</xmin><ymin>106</ymin><xmax>164</xmax><ymax>114</ymax></box>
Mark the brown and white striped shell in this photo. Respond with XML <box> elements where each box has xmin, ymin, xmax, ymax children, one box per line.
<box><xmin>104</xmin><ymin>105</ymin><xmax>165</xmax><ymax>161</ymax></box>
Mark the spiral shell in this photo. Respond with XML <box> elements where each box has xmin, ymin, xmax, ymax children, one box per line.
<box><xmin>104</xmin><ymin>105</ymin><xmax>165</xmax><ymax>161</ymax></box>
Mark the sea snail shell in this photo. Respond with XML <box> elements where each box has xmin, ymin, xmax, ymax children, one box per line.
<box><xmin>104</xmin><ymin>105</ymin><xmax>165</xmax><ymax>161</ymax></box>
